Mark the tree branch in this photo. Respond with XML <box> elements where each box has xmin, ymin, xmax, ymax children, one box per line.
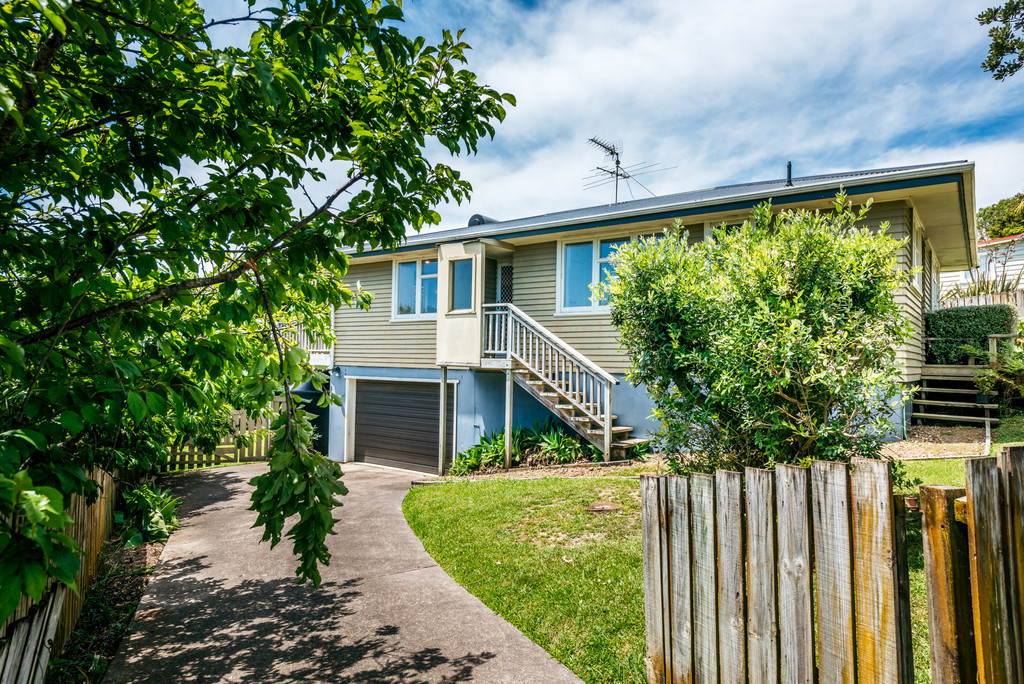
<box><xmin>0</xmin><ymin>27</ymin><xmax>68</xmax><ymax>160</ymax></box>
<box><xmin>17</xmin><ymin>173</ymin><xmax>365</xmax><ymax>347</ymax></box>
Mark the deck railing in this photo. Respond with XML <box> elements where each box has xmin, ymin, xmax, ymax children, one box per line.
<box><xmin>941</xmin><ymin>290</ymin><xmax>1024</xmax><ymax>315</ymax></box>
<box><xmin>282</xmin><ymin>322</ymin><xmax>333</xmax><ymax>366</ymax></box>
<box><xmin>482</xmin><ymin>303</ymin><xmax>619</xmax><ymax>455</ymax></box>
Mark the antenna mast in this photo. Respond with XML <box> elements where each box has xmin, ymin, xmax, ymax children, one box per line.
<box><xmin>584</xmin><ymin>137</ymin><xmax>674</xmax><ymax>203</ymax></box>
<box><xmin>587</xmin><ymin>137</ymin><xmax>624</xmax><ymax>203</ymax></box>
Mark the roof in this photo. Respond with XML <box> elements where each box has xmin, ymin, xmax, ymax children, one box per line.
<box><xmin>978</xmin><ymin>231</ymin><xmax>1024</xmax><ymax>247</ymax></box>
<box><xmin>351</xmin><ymin>160</ymin><xmax>974</xmax><ymax>257</ymax></box>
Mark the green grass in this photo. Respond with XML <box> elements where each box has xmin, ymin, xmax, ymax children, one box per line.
<box><xmin>990</xmin><ymin>412</ymin><xmax>1024</xmax><ymax>456</ymax></box>
<box><xmin>404</xmin><ymin>478</ymin><xmax>646</xmax><ymax>683</ymax></box>
<box><xmin>902</xmin><ymin>458</ymin><xmax>967</xmax><ymax>492</ymax></box>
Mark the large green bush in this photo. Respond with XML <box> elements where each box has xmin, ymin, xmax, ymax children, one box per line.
<box><xmin>599</xmin><ymin>194</ymin><xmax>912</xmax><ymax>470</ymax></box>
<box><xmin>925</xmin><ymin>305</ymin><xmax>1018</xmax><ymax>364</ymax></box>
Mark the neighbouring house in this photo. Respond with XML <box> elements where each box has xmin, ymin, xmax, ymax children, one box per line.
<box><xmin>308</xmin><ymin>161</ymin><xmax>977</xmax><ymax>474</ymax></box>
<box><xmin>939</xmin><ymin>231</ymin><xmax>1024</xmax><ymax>314</ymax></box>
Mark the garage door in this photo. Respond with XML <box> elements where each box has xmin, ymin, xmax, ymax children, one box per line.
<box><xmin>354</xmin><ymin>380</ymin><xmax>455</xmax><ymax>473</ymax></box>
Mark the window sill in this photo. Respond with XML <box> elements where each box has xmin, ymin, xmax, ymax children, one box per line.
<box><xmin>446</xmin><ymin>308</ymin><xmax>475</xmax><ymax>316</ymax></box>
<box><xmin>390</xmin><ymin>314</ymin><xmax>437</xmax><ymax>323</ymax></box>
<box><xmin>553</xmin><ymin>308</ymin><xmax>611</xmax><ymax>317</ymax></box>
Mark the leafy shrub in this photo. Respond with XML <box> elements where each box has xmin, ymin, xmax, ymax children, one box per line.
<box><xmin>599</xmin><ymin>194</ymin><xmax>912</xmax><ymax>471</ymax></box>
<box><xmin>968</xmin><ymin>339</ymin><xmax>1024</xmax><ymax>407</ymax></box>
<box><xmin>925</xmin><ymin>304</ymin><xmax>1017</xmax><ymax>364</ymax></box>
<box><xmin>115</xmin><ymin>483</ymin><xmax>181</xmax><ymax>548</ymax></box>
<box><xmin>448</xmin><ymin>422</ymin><xmax>600</xmax><ymax>475</ymax></box>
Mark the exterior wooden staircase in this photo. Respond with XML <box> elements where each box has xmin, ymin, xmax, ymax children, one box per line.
<box><xmin>914</xmin><ymin>365</ymin><xmax>999</xmax><ymax>428</ymax></box>
<box><xmin>481</xmin><ymin>303</ymin><xmax>643</xmax><ymax>460</ymax></box>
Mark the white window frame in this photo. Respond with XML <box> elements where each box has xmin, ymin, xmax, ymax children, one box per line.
<box><xmin>555</xmin><ymin>235</ymin><xmax>636</xmax><ymax>315</ymax></box>
<box><xmin>911</xmin><ymin>223</ymin><xmax>924</xmax><ymax>293</ymax></box>
<box><xmin>448</xmin><ymin>257</ymin><xmax>475</xmax><ymax>313</ymax></box>
<box><xmin>391</xmin><ymin>257</ymin><xmax>438</xmax><ymax>321</ymax></box>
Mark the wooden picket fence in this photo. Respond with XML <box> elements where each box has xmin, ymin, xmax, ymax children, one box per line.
<box><xmin>641</xmin><ymin>458</ymin><xmax>913</xmax><ymax>683</ymax></box>
<box><xmin>921</xmin><ymin>447</ymin><xmax>1023</xmax><ymax>684</ymax></box>
<box><xmin>160</xmin><ymin>404</ymin><xmax>282</xmax><ymax>472</ymax></box>
<box><xmin>0</xmin><ymin>468</ymin><xmax>116</xmax><ymax>684</ymax></box>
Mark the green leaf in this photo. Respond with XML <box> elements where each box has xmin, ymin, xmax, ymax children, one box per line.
<box><xmin>23</xmin><ymin>562</ymin><xmax>47</xmax><ymax>601</ymax></box>
<box><xmin>60</xmin><ymin>411</ymin><xmax>84</xmax><ymax>435</ymax></box>
<box><xmin>127</xmin><ymin>392</ymin><xmax>148</xmax><ymax>422</ymax></box>
<box><xmin>376</xmin><ymin>4</ymin><xmax>403</xmax><ymax>21</ymax></box>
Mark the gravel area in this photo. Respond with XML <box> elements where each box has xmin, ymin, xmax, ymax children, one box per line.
<box><xmin>883</xmin><ymin>425</ymin><xmax>986</xmax><ymax>460</ymax></box>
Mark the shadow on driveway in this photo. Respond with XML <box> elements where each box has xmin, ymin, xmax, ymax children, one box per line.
<box><xmin>105</xmin><ymin>464</ymin><xmax>576</xmax><ymax>683</ymax></box>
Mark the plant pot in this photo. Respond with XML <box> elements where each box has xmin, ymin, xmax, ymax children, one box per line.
<box><xmin>976</xmin><ymin>394</ymin><xmax>991</xmax><ymax>404</ymax></box>
<box><xmin>904</xmin><ymin>495</ymin><xmax>919</xmax><ymax>512</ymax></box>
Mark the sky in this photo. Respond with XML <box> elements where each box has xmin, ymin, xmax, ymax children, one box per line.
<box><xmin>208</xmin><ymin>0</ymin><xmax>1024</xmax><ymax>231</ymax></box>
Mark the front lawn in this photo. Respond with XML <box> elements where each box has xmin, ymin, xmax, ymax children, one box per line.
<box><xmin>403</xmin><ymin>478</ymin><xmax>647</xmax><ymax>683</ymax></box>
<box><xmin>405</xmin><ymin>461</ymin><xmax>969</xmax><ymax>684</ymax></box>
<box><xmin>991</xmin><ymin>412</ymin><xmax>1024</xmax><ymax>456</ymax></box>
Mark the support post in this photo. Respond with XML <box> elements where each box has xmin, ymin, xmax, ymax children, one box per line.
<box><xmin>505</xmin><ymin>367</ymin><xmax>513</xmax><ymax>470</ymax></box>
<box><xmin>603</xmin><ymin>379</ymin><xmax>612</xmax><ymax>462</ymax></box>
<box><xmin>438</xmin><ymin>365</ymin><xmax>447</xmax><ymax>476</ymax></box>
<box><xmin>990</xmin><ymin>335</ymin><xmax>999</xmax><ymax>366</ymax></box>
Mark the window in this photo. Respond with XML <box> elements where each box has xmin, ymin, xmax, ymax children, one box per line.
<box><xmin>912</xmin><ymin>224</ymin><xmax>923</xmax><ymax>291</ymax></box>
<box><xmin>558</xmin><ymin>237</ymin><xmax>629</xmax><ymax>313</ymax></box>
<box><xmin>394</xmin><ymin>258</ymin><xmax>437</xmax><ymax>318</ymax></box>
<box><xmin>449</xmin><ymin>258</ymin><xmax>473</xmax><ymax>312</ymax></box>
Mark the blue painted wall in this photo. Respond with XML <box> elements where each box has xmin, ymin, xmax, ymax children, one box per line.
<box><xmin>323</xmin><ymin>365</ymin><xmax>659</xmax><ymax>461</ymax></box>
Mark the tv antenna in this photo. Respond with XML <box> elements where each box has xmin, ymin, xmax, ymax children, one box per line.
<box><xmin>584</xmin><ymin>137</ymin><xmax>674</xmax><ymax>203</ymax></box>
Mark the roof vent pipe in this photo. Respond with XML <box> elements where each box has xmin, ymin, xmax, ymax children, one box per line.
<box><xmin>785</xmin><ymin>161</ymin><xmax>793</xmax><ymax>187</ymax></box>
<box><xmin>468</xmin><ymin>214</ymin><xmax>498</xmax><ymax>226</ymax></box>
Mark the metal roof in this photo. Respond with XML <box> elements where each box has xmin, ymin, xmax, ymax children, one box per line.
<box><xmin>351</xmin><ymin>160</ymin><xmax>973</xmax><ymax>256</ymax></box>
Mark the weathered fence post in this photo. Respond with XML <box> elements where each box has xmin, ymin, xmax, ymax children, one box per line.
<box><xmin>965</xmin><ymin>456</ymin><xmax>1022</xmax><ymax>684</ymax></box>
<box><xmin>811</xmin><ymin>460</ymin><xmax>856</xmax><ymax>684</ymax></box>
<box><xmin>776</xmin><ymin>464</ymin><xmax>814</xmax><ymax>684</ymax></box>
<box><xmin>745</xmin><ymin>468</ymin><xmax>778</xmax><ymax>684</ymax></box>
<box><xmin>716</xmin><ymin>470</ymin><xmax>746</xmax><ymax>684</ymax></box>
<box><xmin>850</xmin><ymin>458</ymin><xmax>913</xmax><ymax>684</ymax></box>
<box><xmin>667</xmin><ymin>475</ymin><xmax>693</xmax><ymax>682</ymax></box>
<box><xmin>690</xmin><ymin>473</ymin><xmax>718</xmax><ymax>682</ymax></box>
<box><xmin>642</xmin><ymin>476</ymin><xmax>670</xmax><ymax>684</ymax></box>
<box><xmin>921</xmin><ymin>485</ymin><xmax>976</xmax><ymax>684</ymax></box>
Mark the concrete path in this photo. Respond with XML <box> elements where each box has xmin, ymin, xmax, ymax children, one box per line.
<box><xmin>105</xmin><ymin>463</ymin><xmax>581</xmax><ymax>683</ymax></box>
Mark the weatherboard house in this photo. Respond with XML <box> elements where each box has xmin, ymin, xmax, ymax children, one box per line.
<box><xmin>311</xmin><ymin>161</ymin><xmax>977</xmax><ymax>474</ymax></box>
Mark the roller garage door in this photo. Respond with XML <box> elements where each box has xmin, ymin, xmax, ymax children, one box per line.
<box><xmin>354</xmin><ymin>380</ymin><xmax>455</xmax><ymax>473</ymax></box>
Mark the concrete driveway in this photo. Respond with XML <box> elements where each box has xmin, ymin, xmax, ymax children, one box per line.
<box><xmin>105</xmin><ymin>463</ymin><xmax>581</xmax><ymax>683</ymax></box>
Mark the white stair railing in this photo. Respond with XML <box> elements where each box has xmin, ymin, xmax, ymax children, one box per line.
<box><xmin>483</xmin><ymin>303</ymin><xmax>619</xmax><ymax>455</ymax></box>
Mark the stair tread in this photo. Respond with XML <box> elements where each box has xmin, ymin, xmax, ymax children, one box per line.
<box><xmin>914</xmin><ymin>399</ymin><xmax>999</xmax><ymax>409</ymax></box>
<box><xmin>570</xmin><ymin>415</ymin><xmax>616</xmax><ymax>422</ymax></box>
<box><xmin>912</xmin><ymin>412</ymin><xmax>999</xmax><ymax>424</ymax></box>
<box><xmin>921</xmin><ymin>375</ymin><xmax>982</xmax><ymax>382</ymax></box>
<box><xmin>587</xmin><ymin>426</ymin><xmax>633</xmax><ymax>435</ymax></box>
<box><xmin>612</xmin><ymin>438</ymin><xmax>650</xmax><ymax>447</ymax></box>
<box><xmin>919</xmin><ymin>387</ymin><xmax>998</xmax><ymax>395</ymax></box>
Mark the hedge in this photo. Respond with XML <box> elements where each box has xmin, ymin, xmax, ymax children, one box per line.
<box><xmin>924</xmin><ymin>304</ymin><xmax>1018</xmax><ymax>364</ymax></box>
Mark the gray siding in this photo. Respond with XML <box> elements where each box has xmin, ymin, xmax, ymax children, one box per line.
<box><xmin>513</xmin><ymin>241</ymin><xmax>629</xmax><ymax>374</ymax></box>
<box><xmin>333</xmin><ymin>260</ymin><xmax>437</xmax><ymax>368</ymax></box>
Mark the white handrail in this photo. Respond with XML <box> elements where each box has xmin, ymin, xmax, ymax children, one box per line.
<box><xmin>482</xmin><ymin>303</ymin><xmax>619</xmax><ymax>455</ymax></box>
<box><xmin>482</xmin><ymin>303</ymin><xmax>619</xmax><ymax>384</ymax></box>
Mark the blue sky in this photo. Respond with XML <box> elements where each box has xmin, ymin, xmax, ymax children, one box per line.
<box><xmin>209</xmin><ymin>0</ymin><xmax>1024</xmax><ymax>230</ymax></box>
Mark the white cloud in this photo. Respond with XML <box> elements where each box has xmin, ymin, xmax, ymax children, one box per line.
<box><xmin>397</xmin><ymin>0</ymin><xmax>1024</xmax><ymax>229</ymax></box>
<box><xmin>195</xmin><ymin>1</ymin><xmax>1024</xmax><ymax>230</ymax></box>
